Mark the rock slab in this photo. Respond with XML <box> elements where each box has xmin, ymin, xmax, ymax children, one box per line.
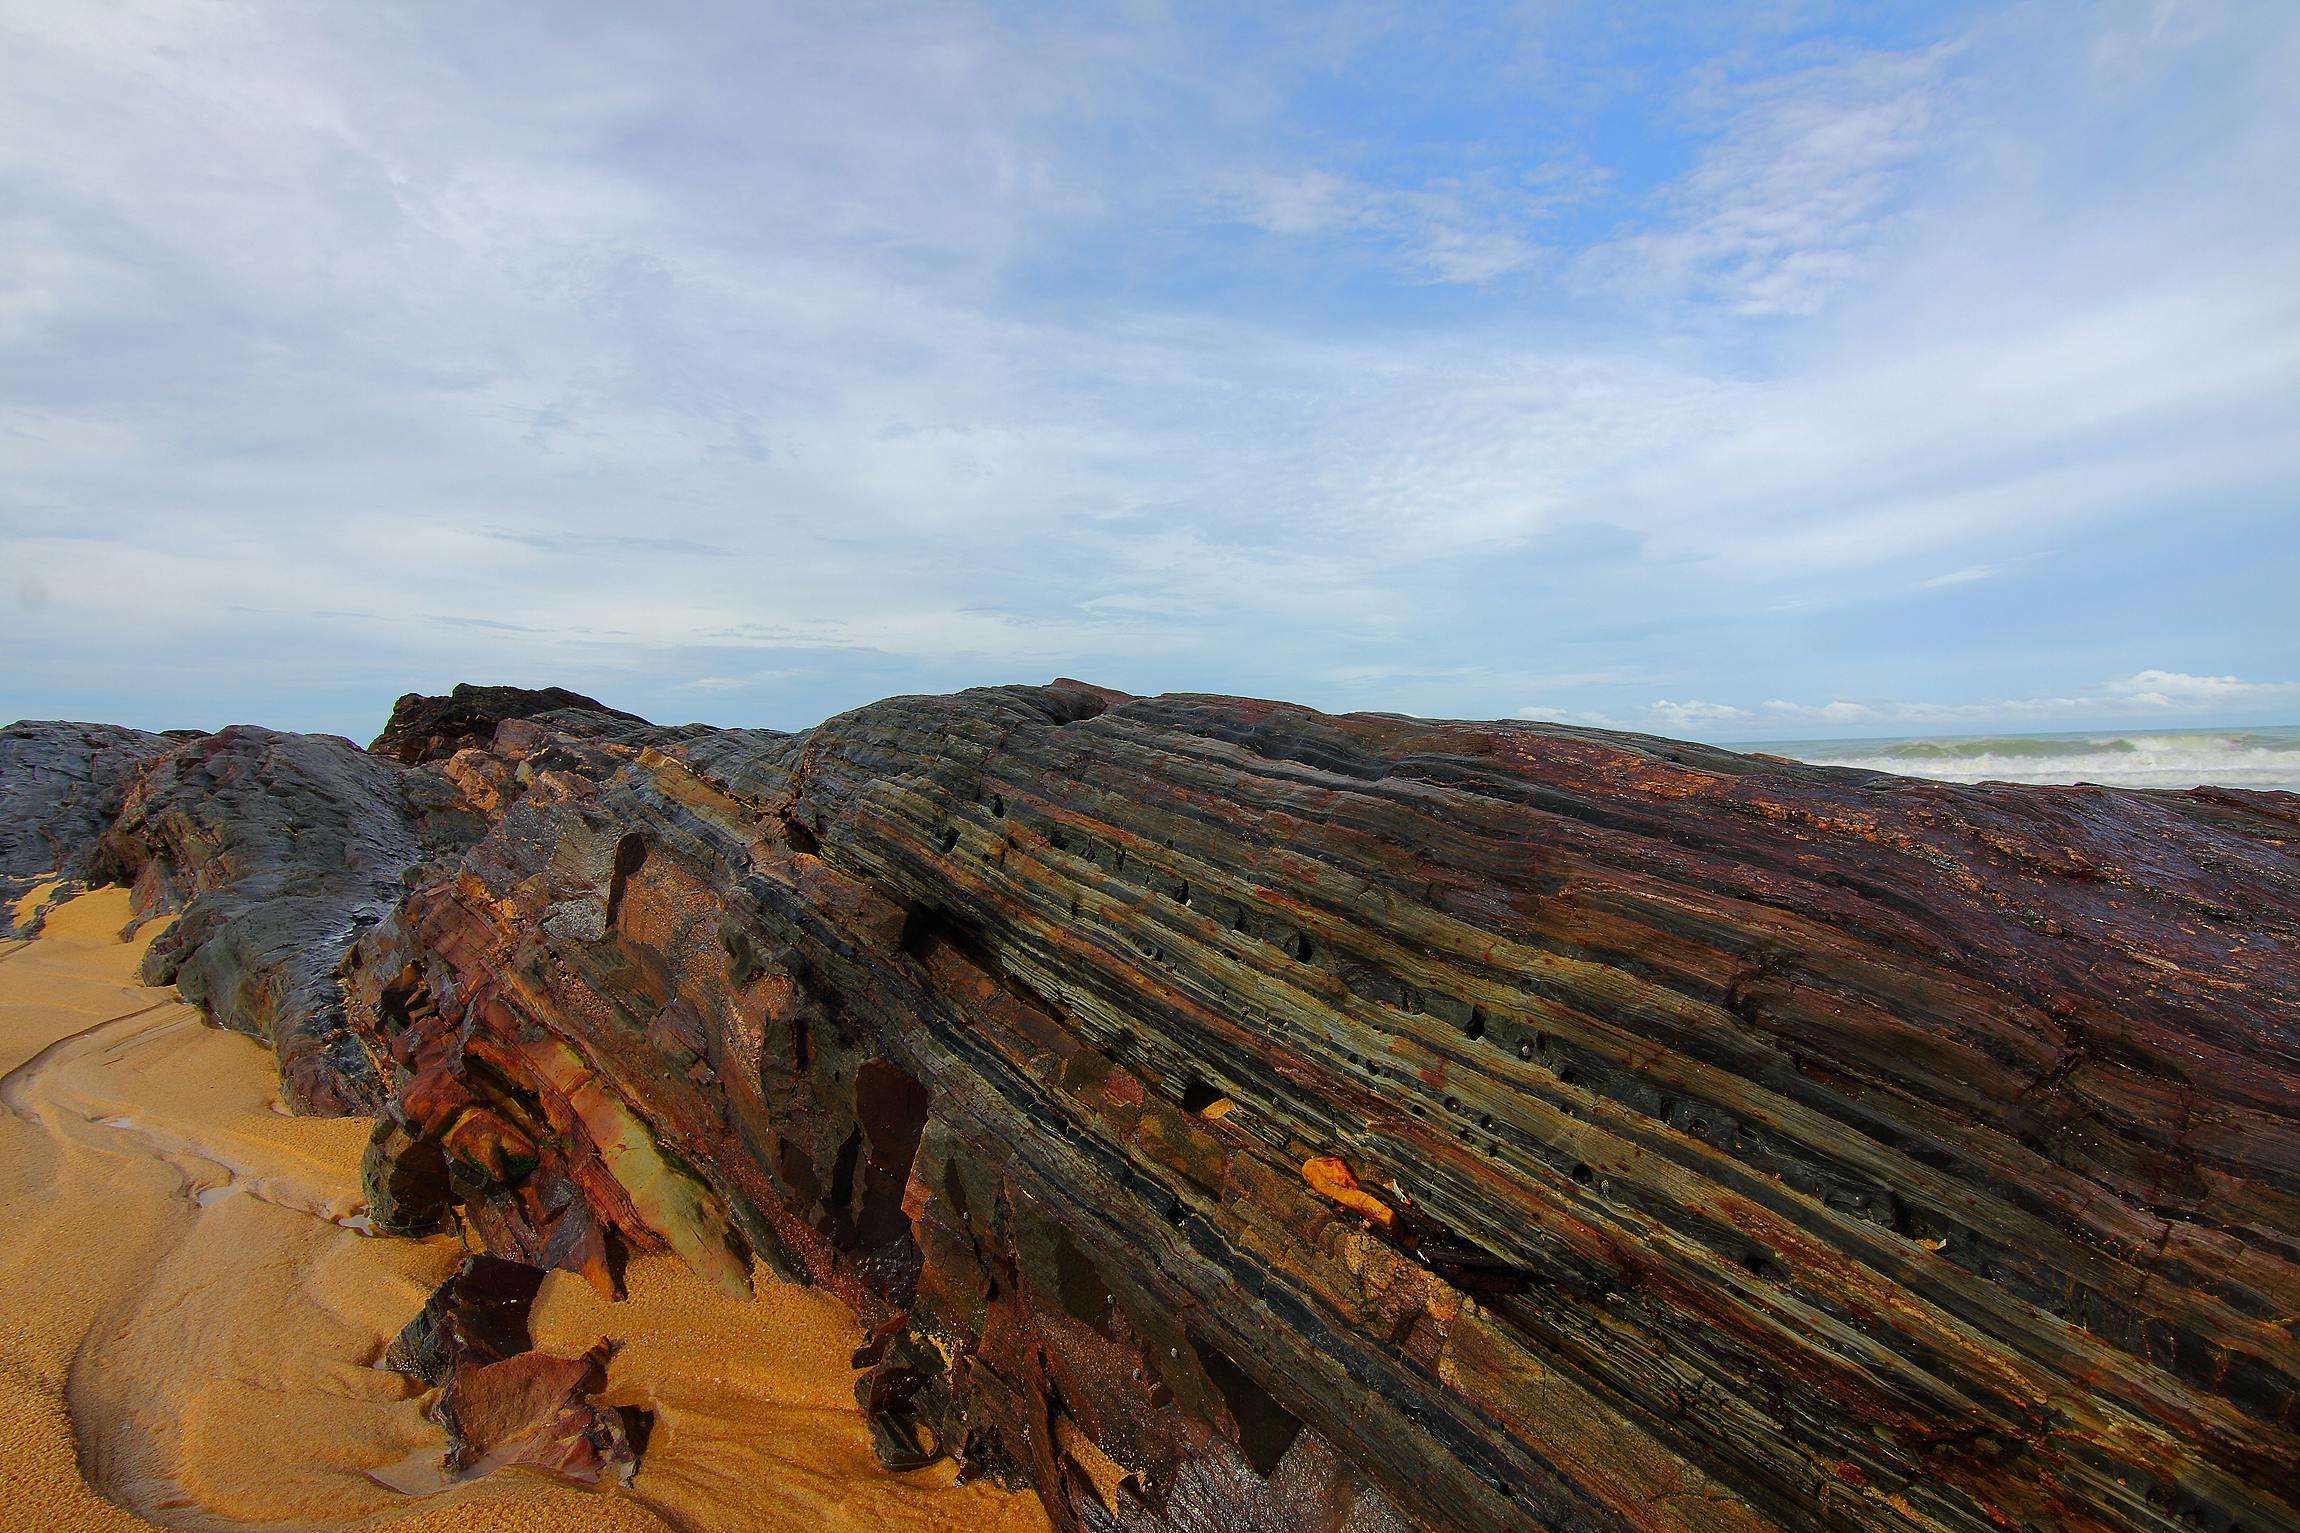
<box><xmin>9</xmin><ymin>682</ymin><xmax>2297</xmax><ymax>1533</ymax></box>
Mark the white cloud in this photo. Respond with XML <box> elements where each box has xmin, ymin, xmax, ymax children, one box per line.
<box><xmin>1763</xmin><ymin>700</ymin><xmax>1880</xmax><ymax>724</ymax></box>
<box><xmin>0</xmin><ymin>5</ymin><xmax>2293</xmax><ymax>737</ymax></box>
<box><xmin>1209</xmin><ymin>168</ymin><xmax>1546</xmax><ymax>285</ymax></box>
<box><xmin>1650</xmin><ymin>699</ymin><xmax>1756</xmax><ymax>730</ymax></box>
<box><xmin>1629</xmin><ymin>672</ymin><xmax>2300</xmax><ymax>740</ymax></box>
<box><xmin>1588</xmin><ymin>41</ymin><xmax>1960</xmax><ymax>316</ymax></box>
<box><xmin>1918</xmin><ymin>565</ymin><xmax>2000</xmax><ymax>589</ymax></box>
<box><xmin>1512</xmin><ymin>704</ymin><xmax>1627</xmax><ymax>729</ymax></box>
<box><xmin>1215</xmin><ymin>169</ymin><xmax>1372</xmax><ymax>237</ymax></box>
<box><xmin>2103</xmin><ymin>670</ymin><xmax>2300</xmax><ymax>710</ymax></box>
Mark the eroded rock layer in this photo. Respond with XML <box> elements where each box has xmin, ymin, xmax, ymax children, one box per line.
<box><xmin>9</xmin><ymin>683</ymin><xmax>2297</xmax><ymax>1533</ymax></box>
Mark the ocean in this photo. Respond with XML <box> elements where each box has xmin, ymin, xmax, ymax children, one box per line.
<box><xmin>1744</xmin><ymin>725</ymin><xmax>2300</xmax><ymax>793</ymax></box>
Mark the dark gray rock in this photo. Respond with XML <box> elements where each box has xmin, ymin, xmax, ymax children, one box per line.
<box><xmin>0</xmin><ymin>719</ymin><xmax>186</xmax><ymax>934</ymax></box>
<box><xmin>96</xmin><ymin>725</ymin><xmax>486</xmax><ymax>1113</ymax></box>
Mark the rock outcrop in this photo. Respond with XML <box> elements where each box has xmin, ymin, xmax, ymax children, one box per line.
<box><xmin>93</xmin><ymin>726</ymin><xmax>484</xmax><ymax>1113</ymax></box>
<box><xmin>369</xmin><ymin>682</ymin><xmax>651</xmax><ymax>766</ymax></box>
<box><xmin>6</xmin><ymin>681</ymin><xmax>2296</xmax><ymax>1533</ymax></box>
<box><xmin>0</xmin><ymin>720</ymin><xmax>187</xmax><ymax>932</ymax></box>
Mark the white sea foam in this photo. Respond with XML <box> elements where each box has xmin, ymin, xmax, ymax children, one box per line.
<box><xmin>1749</xmin><ymin>726</ymin><xmax>2300</xmax><ymax>792</ymax></box>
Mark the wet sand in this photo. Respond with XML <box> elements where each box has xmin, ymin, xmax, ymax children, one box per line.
<box><xmin>0</xmin><ymin>886</ymin><xmax>1050</xmax><ymax>1533</ymax></box>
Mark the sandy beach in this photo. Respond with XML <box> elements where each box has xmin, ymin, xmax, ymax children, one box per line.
<box><xmin>0</xmin><ymin>886</ymin><xmax>1050</xmax><ymax>1533</ymax></box>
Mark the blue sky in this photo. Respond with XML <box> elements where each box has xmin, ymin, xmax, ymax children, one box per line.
<box><xmin>2</xmin><ymin>0</ymin><xmax>2294</xmax><ymax>742</ymax></box>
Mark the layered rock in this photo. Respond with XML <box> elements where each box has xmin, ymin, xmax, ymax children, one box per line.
<box><xmin>341</xmin><ymin>684</ymin><xmax>2298</xmax><ymax>1533</ymax></box>
<box><xmin>8</xmin><ymin>681</ymin><xmax>2297</xmax><ymax>1533</ymax></box>
<box><xmin>368</xmin><ymin>682</ymin><xmax>651</xmax><ymax>766</ymax></box>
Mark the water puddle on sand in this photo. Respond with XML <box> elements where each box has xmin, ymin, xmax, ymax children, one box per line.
<box><xmin>0</xmin><ymin>887</ymin><xmax>1051</xmax><ymax>1533</ymax></box>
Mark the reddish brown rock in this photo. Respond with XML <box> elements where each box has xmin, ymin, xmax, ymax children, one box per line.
<box><xmin>12</xmin><ymin>681</ymin><xmax>2297</xmax><ymax>1531</ymax></box>
<box><xmin>384</xmin><ymin>1254</ymin><xmax>644</xmax><ymax>1488</ymax></box>
<box><xmin>439</xmin><ymin>1343</ymin><xmax>641</xmax><ymax>1486</ymax></box>
<box><xmin>386</xmin><ymin>1255</ymin><xmax>549</xmax><ymax>1386</ymax></box>
<box><xmin>367</xmin><ymin>682</ymin><xmax>651</xmax><ymax>766</ymax></box>
<box><xmin>336</xmin><ymin>683</ymin><xmax>2299</xmax><ymax>1533</ymax></box>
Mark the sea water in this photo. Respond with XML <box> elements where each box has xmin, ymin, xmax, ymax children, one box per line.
<box><xmin>1746</xmin><ymin>725</ymin><xmax>2300</xmax><ymax>792</ymax></box>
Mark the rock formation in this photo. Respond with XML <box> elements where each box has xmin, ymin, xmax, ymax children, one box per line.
<box><xmin>0</xmin><ymin>720</ymin><xmax>185</xmax><ymax>932</ymax></box>
<box><xmin>92</xmin><ymin>725</ymin><xmax>485</xmax><ymax>1113</ymax></box>
<box><xmin>367</xmin><ymin>682</ymin><xmax>652</xmax><ymax>766</ymax></box>
<box><xmin>5</xmin><ymin>683</ymin><xmax>2295</xmax><ymax>1533</ymax></box>
<box><xmin>383</xmin><ymin>1254</ymin><xmax>647</xmax><ymax>1488</ymax></box>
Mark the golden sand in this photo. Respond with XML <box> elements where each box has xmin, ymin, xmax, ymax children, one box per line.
<box><xmin>0</xmin><ymin>887</ymin><xmax>1050</xmax><ymax>1533</ymax></box>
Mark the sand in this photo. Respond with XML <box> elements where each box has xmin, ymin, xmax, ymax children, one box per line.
<box><xmin>0</xmin><ymin>886</ymin><xmax>1051</xmax><ymax>1533</ymax></box>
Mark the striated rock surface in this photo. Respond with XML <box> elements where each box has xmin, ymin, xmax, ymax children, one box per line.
<box><xmin>8</xmin><ymin>681</ymin><xmax>2298</xmax><ymax>1532</ymax></box>
<box><xmin>342</xmin><ymin>683</ymin><xmax>2298</xmax><ymax>1533</ymax></box>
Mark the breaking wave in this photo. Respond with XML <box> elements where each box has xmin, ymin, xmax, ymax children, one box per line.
<box><xmin>1752</xmin><ymin>726</ymin><xmax>2300</xmax><ymax>792</ymax></box>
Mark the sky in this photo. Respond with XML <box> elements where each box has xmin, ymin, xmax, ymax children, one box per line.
<box><xmin>2</xmin><ymin>0</ymin><xmax>2295</xmax><ymax>744</ymax></box>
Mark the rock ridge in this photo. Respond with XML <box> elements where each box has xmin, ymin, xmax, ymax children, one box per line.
<box><xmin>4</xmin><ymin>683</ymin><xmax>2296</xmax><ymax>1533</ymax></box>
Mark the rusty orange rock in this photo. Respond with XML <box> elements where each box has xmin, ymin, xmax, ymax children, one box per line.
<box><xmin>1303</xmin><ymin>1155</ymin><xmax>1399</xmax><ymax>1233</ymax></box>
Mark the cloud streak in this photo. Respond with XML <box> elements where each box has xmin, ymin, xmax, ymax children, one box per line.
<box><xmin>1533</xmin><ymin>672</ymin><xmax>2300</xmax><ymax>740</ymax></box>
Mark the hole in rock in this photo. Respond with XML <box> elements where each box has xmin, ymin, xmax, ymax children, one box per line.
<box><xmin>1464</xmin><ymin>1009</ymin><xmax>1486</xmax><ymax>1041</ymax></box>
<box><xmin>898</xmin><ymin>905</ymin><xmax>961</xmax><ymax>960</ymax></box>
<box><xmin>1052</xmin><ymin>1227</ymin><xmax>1118</xmax><ymax>1337</ymax></box>
<box><xmin>843</xmin><ymin>1061</ymin><xmax>933</xmax><ymax>1260</ymax></box>
<box><xmin>605</xmin><ymin>832</ymin><xmax>648</xmax><ymax>925</ymax></box>
<box><xmin>1179</xmin><ymin>1077</ymin><xmax>1233</xmax><ymax>1118</ymax></box>
<box><xmin>1570</xmin><ymin>1163</ymin><xmax>1594</xmax><ymax>1186</ymax></box>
